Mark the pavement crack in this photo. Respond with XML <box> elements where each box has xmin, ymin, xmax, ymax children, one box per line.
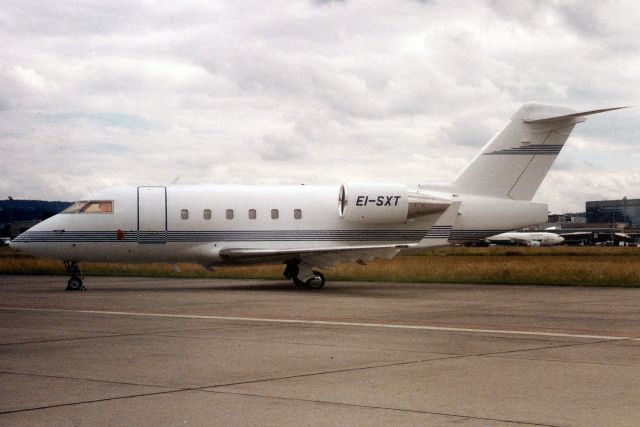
<box><xmin>198</xmin><ymin>356</ymin><xmax>463</xmax><ymax>390</ymax></box>
<box><xmin>0</xmin><ymin>324</ymin><xmax>273</xmax><ymax>347</ymax></box>
<box><xmin>0</xmin><ymin>389</ymin><xmax>182</xmax><ymax>416</ymax></box>
<box><xmin>0</xmin><ymin>358</ymin><xmax>448</xmax><ymax>417</ymax></box>
<box><xmin>198</xmin><ymin>389</ymin><xmax>559</xmax><ymax>427</ymax></box>
<box><xmin>0</xmin><ymin>370</ymin><xmax>172</xmax><ymax>390</ymax></box>
<box><xmin>471</xmin><ymin>336</ymin><xmax>640</xmax><ymax>359</ymax></box>
<box><xmin>152</xmin><ymin>332</ymin><xmax>454</xmax><ymax>357</ymax></box>
<box><xmin>0</xmin><ymin>333</ymin><xmax>137</xmax><ymax>347</ymax></box>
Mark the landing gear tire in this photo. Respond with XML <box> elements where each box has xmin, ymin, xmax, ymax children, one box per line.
<box><xmin>283</xmin><ymin>262</ymin><xmax>326</xmax><ymax>289</ymax></box>
<box><xmin>305</xmin><ymin>271</ymin><xmax>325</xmax><ymax>289</ymax></box>
<box><xmin>66</xmin><ymin>276</ymin><xmax>84</xmax><ymax>291</ymax></box>
<box><xmin>63</xmin><ymin>261</ymin><xmax>85</xmax><ymax>291</ymax></box>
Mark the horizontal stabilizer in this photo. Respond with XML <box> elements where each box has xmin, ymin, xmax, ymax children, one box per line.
<box><xmin>524</xmin><ymin>106</ymin><xmax>629</xmax><ymax>124</ymax></box>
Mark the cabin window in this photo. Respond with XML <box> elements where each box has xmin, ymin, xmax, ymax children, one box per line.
<box><xmin>248</xmin><ymin>209</ymin><xmax>256</xmax><ymax>220</ymax></box>
<box><xmin>226</xmin><ymin>209</ymin><xmax>234</xmax><ymax>220</ymax></box>
<box><xmin>181</xmin><ymin>209</ymin><xmax>189</xmax><ymax>220</ymax></box>
<box><xmin>61</xmin><ymin>200</ymin><xmax>113</xmax><ymax>214</ymax></box>
<box><xmin>203</xmin><ymin>209</ymin><xmax>211</xmax><ymax>220</ymax></box>
<box><xmin>294</xmin><ymin>209</ymin><xmax>302</xmax><ymax>219</ymax></box>
<box><xmin>271</xmin><ymin>209</ymin><xmax>279</xmax><ymax>220</ymax></box>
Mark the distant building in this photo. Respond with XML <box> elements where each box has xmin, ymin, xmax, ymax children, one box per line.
<box><xmin>586</xmin><ymin>198</ymin><xmax>640</xmax><ymax>227</ymax></box>
<box><xmin>532</xmin><ymin>204</ymin><xmax>640</xmax><ymax>246</ymax></box>
<box><xmin>548</xmin><ymin>214</ymin><xmax>569</xmax><ymax>223</ymax></box>
<box><xmin>544</xmin><ymin>212</ymin><xmax>587</xmax><ymax>230</ymax></box>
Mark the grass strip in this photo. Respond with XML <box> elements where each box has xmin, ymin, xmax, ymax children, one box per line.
<box><xmin>1</xmin><ymin>247</ymin><xmax>639</xmax><ymax>287</ymax></box>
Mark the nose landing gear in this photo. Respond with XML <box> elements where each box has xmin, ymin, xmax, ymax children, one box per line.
<box><xmin>63</xmin><ymin>261</ymin><xmax>85</xmax><ymax>291</ymax></box>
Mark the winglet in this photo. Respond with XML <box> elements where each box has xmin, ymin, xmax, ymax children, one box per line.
<box><xmin>523</xmin><ymin>106</ymin><xmax>630</xmax><ymax>124</ymax></box>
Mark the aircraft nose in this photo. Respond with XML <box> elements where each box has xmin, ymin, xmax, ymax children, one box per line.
<box><xmin>7</xmin><ymin>215</ymin><xmax>59</xmax><ymax>255</ymax></box>
<box><xmin>8</xmin><ymin>238</ymin><xmax>23</xmax><ymax>253</ymax></box>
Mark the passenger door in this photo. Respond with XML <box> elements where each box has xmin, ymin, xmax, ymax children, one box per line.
<box><xmin>137</xmin><ymin>186</ymin><xmax>167</xmax><ymax>244</ymax></box>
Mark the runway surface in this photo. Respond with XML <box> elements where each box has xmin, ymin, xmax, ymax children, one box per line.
<box><xmin>1</xmin><ymin>275</ymin><xmax>639</xmax><ymax>426</ymax></box>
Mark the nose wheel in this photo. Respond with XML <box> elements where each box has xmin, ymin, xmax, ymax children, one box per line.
<box><xmin>63</xmin><ymin>261</ymin><xmax>86</xmax><ymax>291</ymax></box>
<box><xmin>67</xmin><ymin>276</ymin><xmax>84</xmax><ymax>291</ymax></box>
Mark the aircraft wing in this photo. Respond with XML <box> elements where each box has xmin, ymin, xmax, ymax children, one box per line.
<box><xmin>417</xmin><ymin>201</ymin><xmax>461</xmax><ymax>248</ymax></box>
<box><xmin>219</xmin><ymin>200</ymin><xmax>461</xmax><ymax>269</ymax></box>
<box><xmin>219</xmin><ymin>243</ymin><xmax>415</xmax><ymax>269</ymax></box>
<box><xmin>560</xmin><ymin>231</ymin><xmax>592</xmax><ymax>237</ymax></box>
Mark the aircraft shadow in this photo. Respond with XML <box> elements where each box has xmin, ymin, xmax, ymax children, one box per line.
<box><xmin>50</xmin><ymin>279</ymin><xmax>422</xmax><ymax>297</ymax></box>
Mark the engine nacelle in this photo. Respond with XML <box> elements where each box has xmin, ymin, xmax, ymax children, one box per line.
<box><xmin>339</xmin><ymin>183</ymin><xmax>409</xmax><ymax>224</ymax></box>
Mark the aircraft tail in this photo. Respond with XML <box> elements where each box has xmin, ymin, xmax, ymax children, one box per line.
<box><xmin>450</xmin><ymin>103</ymin><xmax>626</xmax><ymax>200</ymax></box>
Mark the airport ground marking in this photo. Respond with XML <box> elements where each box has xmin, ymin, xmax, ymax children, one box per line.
<box><xmin>2</xmin><ymin>306</ymin><xmax>639</xmax><ymax>342</ymax></box>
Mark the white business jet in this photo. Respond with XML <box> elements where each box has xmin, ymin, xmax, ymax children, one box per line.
<box><xmin>485</xmin><ymin>231</ymin><xmax>565</xmax><ymax>246</ymax></box>
<box><xmin>10</xmin><ymin>103</ymin><xmax>623</xmax><ymax>290</ymax></box>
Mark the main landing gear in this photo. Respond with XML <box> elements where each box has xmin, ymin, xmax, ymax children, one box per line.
<box><xmin>64</xmin><ymin>261</ymin><xmax>85</xmax><ymax>291</ymax></box>
<box><xmin>283</xmin><ymin>262</ymin><xmax>325</xmax><ymax>289</ymax></box>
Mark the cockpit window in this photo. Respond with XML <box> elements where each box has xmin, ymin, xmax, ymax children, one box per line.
<box><xmin>61</xmin><ymin>200</ymin><xmax>113</xmax><ymax>214</ymax></box>
<box><xmin>82</xmin><ymin>201</ymin><xmax>113</xmax><ymax>213</ymax></box>
<box><xmin>61</xmin><ymin>201</ymin><xmax>88</xmax><ymax>213</ymax></box>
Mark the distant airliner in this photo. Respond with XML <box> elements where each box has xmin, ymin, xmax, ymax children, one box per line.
<box><xmin>486</xmin><ymin>231</ymin><xmax>565</xmax><ymax>246</ymax></box>
<box><xmin>10</xmin><ymin>103</ymin><xmax>624</xmax><ymax>290</ymax></box>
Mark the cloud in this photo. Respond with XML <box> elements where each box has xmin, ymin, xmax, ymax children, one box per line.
<box><xmin>256</xmin><ymin>134</ymin><xmax>307</xmax><ymax>161</ymax></box>
<box><xmin>0</xmin><ymin>0</ymin><xmax>638</xmax><ymax>213</ymax></box>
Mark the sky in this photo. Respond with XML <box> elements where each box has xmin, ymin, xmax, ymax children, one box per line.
<box><xmin>1</xmin><ymin>0</ymin><xmax>638</xmax><ymax>213</ymax></box>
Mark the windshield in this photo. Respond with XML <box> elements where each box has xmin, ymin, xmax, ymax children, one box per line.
<box><xmin>61</xmin><ymin>200</ymin><xmax>113</xmax><ymax>214</ymax></box>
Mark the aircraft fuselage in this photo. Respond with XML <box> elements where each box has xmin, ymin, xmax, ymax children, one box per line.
<box><xmin>11</xmin><ymin>184</ymin><xmax>547</xmax><ymax>265</ymax></box>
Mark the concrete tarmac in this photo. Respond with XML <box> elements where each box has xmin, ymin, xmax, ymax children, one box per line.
<box><xmin>1</xmin><ymin>275</ymin><xmax>639</xmax><ymax>426</ymax></box>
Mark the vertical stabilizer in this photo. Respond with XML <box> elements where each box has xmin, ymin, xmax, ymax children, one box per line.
<box><xmin>451</xmin><ymin>103</ymin><xmax>624</xmax><ymax>200</ymax></box>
